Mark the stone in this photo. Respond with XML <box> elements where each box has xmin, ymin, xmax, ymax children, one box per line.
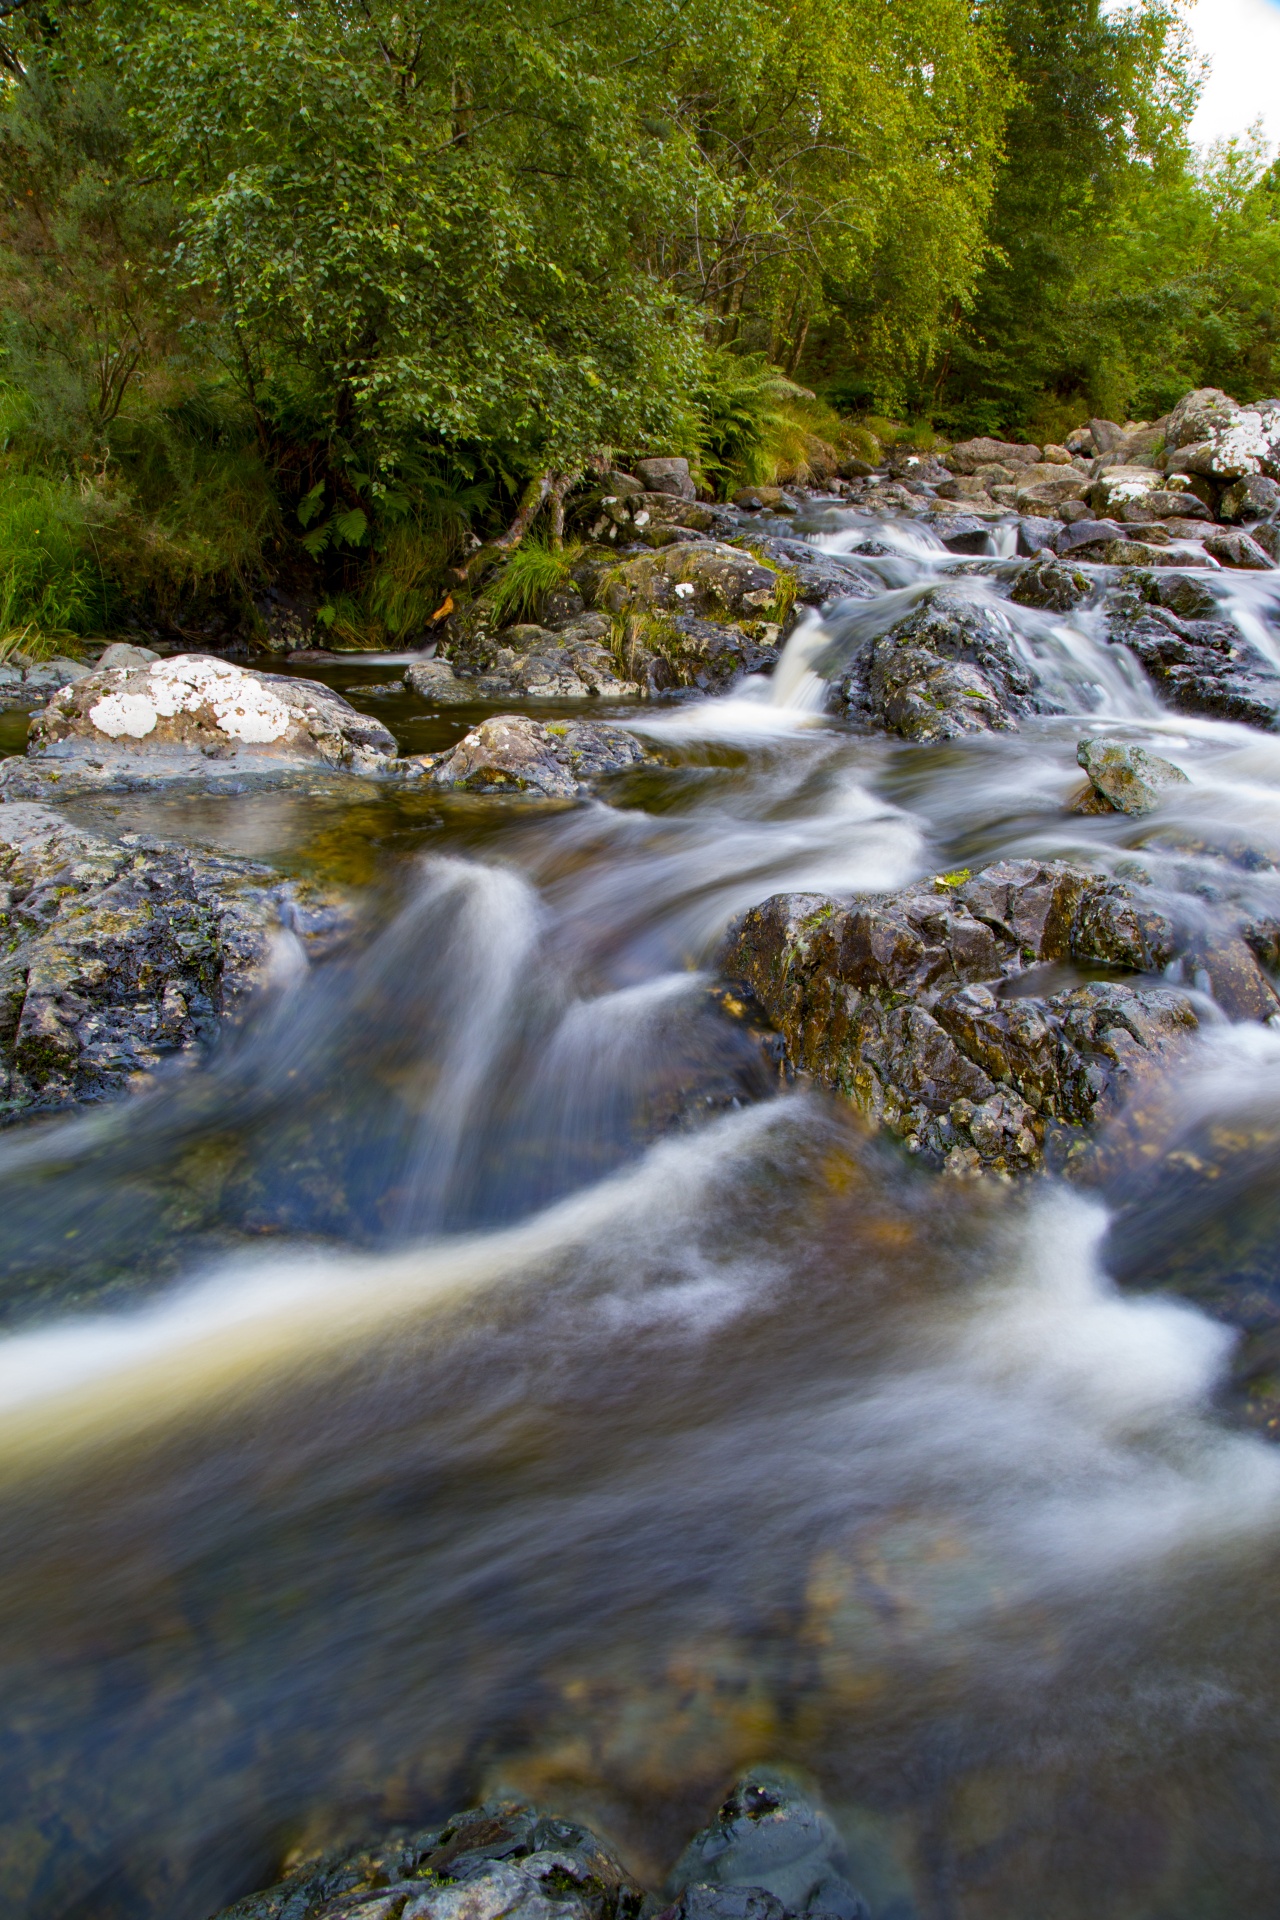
<box><xmin>945</xmin><ymin>438</ymin><xmax>1041</xmax><ymax>476</ymax></box>
<box><xmin>97</xmin><ymin>642</ymin><xmax>160</xmax><ymax>668</ymax></box>
<box><xmin>1164</xmin><ymin>386</ymin><xmax>1280</xmax><ymax>482</ymax></box>
<box><xmin>0</xmin><ymin>802</ymin><xmax>345</xmax><ymax>1126</ymax></box>
<box><xmin>445</xmin><ymin>617</ymin><xmax>638</xmax><ymax>702</ymax></box>
<box><xmin>1204</xmin><ymin>530</ymin><xmax>1274</xmax><ymax>571</ymax></box>
<box><xmin>23</xmin><ymin>654</ymin><xmax>399</xmax><ymax>782</ymax></box>
<box><xmin>1076</xmin><ymin>736</ymin><xmax>1190</xmax><ymax>815</ymax></box>
<box><xmin>618</xmin><ymin>614</ymin><xmax>780</xmax><ymax>695</ymax></box>
<box><xmin>1125</xmin><ymin>490</ymin><xmax>1211</xmax><ymax>522</ymax></box>
<box><xmin>1106</xmin><ymin>585</ymin><xmax>1280</xmax><ymax>730</ymax></box>
<box><xmin>1009</xmin><ymin>553</ymin><xmax>1090</xmax><ymax>612</ymax></box>
<box><xmin>1014</xmin><ymin>474</ymin><xmax>1089</xmax><ymax>511</ymax></box>
<box><xmin>1087</xmin><ymin>467</ymin><xmax>1170</xmax><ymax>516</ymax></box>
<box><xmin>579</xmin><ymin>543</ymin><xmax>784</xmax><ymax>625</ymax></box>
<box><xmin>1252</xmin><ymin>523</ymin><xmax>1280</xmax><ymax>562</ymax></box>
<box><xmin>1088</xmin><ymin>418</ymin><xmax>1124</xmax><ymax>454</ymax></box>
<box><xmin>1065</xmin><ymin>427</ymin><xmax>1096</xmax><ymax>455</ymax></box>
<box><xmin>1042</xmin><ymin>444</ymin><xmax>1074</xmax><ymax>465</ymax></box>
<box><xmin>1016</xmin><ymin>517</ymin><xmax>1060</xmax><ymax>557</ymax></box>
<box><xmin>834</xmin><ymin>587</ymin><xmax>1039</xmax><ymax>740</ymax></box>
<box><xmin>603</xmin><ymin>470</ymin><xmax>644</xmax><ymax>497</ymax></box>
<box><xmin>428</xmin><ymin>715</ymin><xmax>655</xmax><ymax>797</ymax></box>
<box><xmin>405</xmin><ymin>659</ymin><xmax>479</xmax><ymax>705</ymax></box>
<box><xmin>718</xmin><ymin>856</ymin><xmax>1270</xmax><ymax>1172</ymax></box>
<box><xmin>1219</xmin><ymin>474</ymin><xmax>1280</xmax><ymax>524</ymax></box>
<box><xmin>0</xmin><ymin>656</ymin><xmax>93</xmax><ymax>711</ymax></box>
<box><xmin>732</xmin><ymin>486</ymin><xmax>786</xmax><ymax>511</ymax></box>
<box><xmin>1056</xmin><ymin>518</ymin><xmax>1125</xmax><ymax>554</ymax></box>
<box><xmin>934</xmin><ymin>476</ymin><xmax>992</xmax><ymax>502</ymax></box>
<box><xmin>212</xmin><ymin>1801</ymin><xmax>650</xmax><ymax>1920</ymax></box>
<box><xmin>667</xmin><ymin>1769</ymin><xmax>869</xmax><ymax>1920</ymax></box>
<box><xmin>634</xmin><ymin>457</ymin><xmax>696</xmax><ymax>500</ymax></box>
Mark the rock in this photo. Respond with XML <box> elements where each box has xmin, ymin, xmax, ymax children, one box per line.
<box><xmin>1204</xmin><ymin>530</ymin><xmax>1274</xmax><ymax>571</ymax></box>
<box><xmin>428</xmin><ymin>714</ymin><xmax>655</xmax><ymax>797</ymax></box>
<box><xmin>1252</xmin><ymin>523</ymin><xmax>1280</xmax><ymax>563</ymax></box>
<box><xmin>1016</xmin><ymin>517</ymin><xmax>1060</xmax><ymax>556</ymax></box>
<box><xmin>1014</xmin><ymin>474</ymin><xmax>1089</xmax><ymax>511</ymax></box>
<box><xmin>635</xmin><ymin>457</ymin><xmax>696</xmax><ymax>500</ymax></box>
<box><xmin>1065</xmin><ymin>426</ymin><xmax>1097</xmax><ymax>455</ymax></box>
<box><xmin>944</xmin><ymin>438</ymin><xmax>1041</xmax><ymax>476</ymax></box>
<box><xmin>212</xmin><ymin>1801</ymin><xmax>650</xmax><ymax>1920</ymax></box>
<box><xmin>718</xmin><ymin>857</ymin><xmax>1268</xmax><ymax>1172</ymax></box>
<box><xmin>0</xmin><ymin>802</ymin><xmax>344</xmax><ymax>1126</ymax></box>
<box><xmin>579</xmin><ymin>543</ymin><xmax>784</xmax><ymax>626</ymax></box>
<box><xmin>404</xmin><ymin>659</ymin><xmax>479</xmax><ymax>705</ymax></box>
<box><xmin>22</xmin><ymin>654</ymin><xmax>399</xmax><ymax>783</ymax></box>
<box><xmin>618</xmin><ymin>614</ymin><xmax>780</xmax><ymax>695</ymax></box>
<box><xmin>445</xmin><ymin>617</ymin><xmax>638</xmax><ymax>701</ymax></box>
<box><xmin>930</xmin><ymin>516</ymin><xmax>1000</xmax><ymax>555</ymax></box>
<box><xmin>1087</xmin><ymin>467</ymin><xmax>1172</xmax><ymax>516</ymax></box>
<box><xmin>1106</xmin><ymin>589</ymin><xmax>1280</xmax><ymax>730</ymax></box>
<box><xmin>97</xmin><ymin>642</ymin><xmax>160</xmax><ymax>668</ymax></box>
<box><xmin>1076</xmin><ymin>736</ymin><xmax>1189</xmax><ymax>815</ymax></box>
<box><xmin>1009</xmin><ymin>552</ymin><xmax>1090</xmax><ymax>611</ymax></box>
<box><xmin>833</xmin><ymin>587</ymin><xmax>1038</xmax><ymax>740</ymax></box>
<box><xmin>604</xmin><ymin>470</ymin><xmax>644</xmax><ymax>497</ymax></box>
<box><xmin>1042</xmin><ymin>444</ymin><xmax>1073</xmax><ymax>465</ymax></box>
<box><xmin>732</xmin><ymin>487</ymin><xmax>787</xmax><ymax>512</ymax></box>
<box><xmin>1056</xmin><ymin>517</ymin><xmax>1125</xmax><ymax>555</ymax></box>
<box><xmin>667</xmin><ymin>1769</ymin><xmax>869</xmax><ymax>1920</ymax></box>
<box><xmin>934</xmin><ymin>476</ymin><xmax>992</xmax><ymax>502</ymax></box>
<box><xmin>1088</xmin><ymin>418</ymin><xmax>1125</xmax><ymax>455</ymax></box>
<box><xmin>1164</xmin><ymin>386</ymin><xmax>1280</xmax><ymax>482</ymax></box>
<box><xmin>0</xmin><ymin>656</ymin><xmax>93</xmax><ymax>711</ymax></box>
<box><xmin>1219</xmin><ymin>474</ymin><xmax>1280</xmax><ymax>524</ymax></box>
<box><xmin>1095</xmin><ymin>424</ymin><xmax>1165</xmax><ymax>470</ymax></box>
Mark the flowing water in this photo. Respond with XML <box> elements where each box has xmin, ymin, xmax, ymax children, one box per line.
<box><xmin>7</xmin><ymin>510</ymin><xmax>1280</xmax><ymax>1919</ymax></box>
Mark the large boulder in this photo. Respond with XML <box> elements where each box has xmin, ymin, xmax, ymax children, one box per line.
<box><xmin>0</xmin><ymin>802</ymin><xmax>345</xmax><ymax>1126</ymax></box>
<box><xmin>833</xmin><ymin>587</ymin><xmax>1039</xmax><ymax>740</ymax></box>
<box><xmin>1107</xmin><ymin>577</ymin><xmax>1280</xmax><ymax>728</ymax></box>
<box><xmin>944</xmin><ymin>438</ymin><xmax>1041</xmax><ymax>476</ymax></box>
<box><xmin>634</xmin><ymin>455</ymin><xmax>696</xmax><ymax>500</ymax></box>
<box><xmin>426</xmin><ymin>715</ymin><xmax>655</xmax><ymax>797</ymax></box>
<box><xmin>22</xmin><ymin>654</ymin><xmax>398</xmax><ymax>781</ymax></box>
<box><xmin>1219</xmin><ymin>474</ymin><xmax>1280</xmax><ymax>524</ymax></box>
<box><xmin>213</xmin><ymin>1801</ymin><xmax>650</xmax><ymax>1920</ymax></box>
<box><xmin>1164</xmin><ymin>387</ymin><xmax>1280</xmax><ymax>482</ymax></box>
<box><xmin>578</xmin><ymin>543</ymin><xmax>784</xmax><ymax>625</ymax></box>
<box><xmin>721</xmin><ymin>858</ymin><xmax>1278</xmax><ymax>1174</ymax></box>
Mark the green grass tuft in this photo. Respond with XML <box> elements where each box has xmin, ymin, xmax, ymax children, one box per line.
<box><xmin>488</xmin><ymin>537</ymin><xmax>583</xmax><ymax>627</ymax></box>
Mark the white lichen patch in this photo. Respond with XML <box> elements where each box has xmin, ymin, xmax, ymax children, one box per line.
<box><xmin>88</xmin><ymin>691</ymin><xmax>160</xmax><ymax>738</ymax></box>
<box><xmin>88</xmin><ymin>657</ymin><xmax>293</xmax><ymax>745</ymax></box>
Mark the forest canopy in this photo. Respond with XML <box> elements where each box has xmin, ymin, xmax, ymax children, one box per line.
<box><xmin>0</xmin><ymin>0</ymin><xmax>1275</xmax><ymax>644</ymax></box>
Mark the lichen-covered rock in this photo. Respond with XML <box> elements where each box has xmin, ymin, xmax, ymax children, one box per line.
<box><xmin>578</xmin><ymin>543</ymin><xmax>784</xmax><ymax>625</ymax></box>
<box><xmin>0</xmin><ymin>802</ymin><xmax>345</xmax><ymax>1125</ymax></box>
<box><xmin>667</xmin><ymin>1769</ymin><xmax>868</xmax><ymax>1920</ymax></box>
<box><xmin>427</xmin><ymin>715</ymin><xmax>654</xmax><ymax>797</ymax></box>
<box><xmin>618</xmin><ymin>614</ymin><xmax>781</xmax><ymax>695</ymax></box>
<box><xmin>213</xmin><ymin>1801</ymin><xmax>650</xmax><ymax>1920</ymax></box>
<box><xmin>431</xmin><ymin>616</ymin><xmax>638</xmax><ymax>702</ymax></box>
<box><xmin>719</xmin><ymin>857</ymin><xmax>1280</xmax><ymax>1173</ymax></box>
<box><xmin>1106</xmin><ymin>579</ymin><xmax>1280</xmax><ymax>729</ymax></box>
<box><xmin>833</xmin><ymin>588</ymin><xmax>1039</xmax><ymax>740</ymax></box>
<box><xmin>1164</xmin><ymin>388</ymin><xmax>1280</xmax><ymax>482</ymax></box>
<box><xmin>24</xmin><ymin>654</ymin><xmax>398</xmax><ymax>780</ymax></box>
<box><xmin>1075</xmin><ymin>736</ymin><xmax>1190</xmax><ymax>815</ymax></box>
<box><xmin>405</xmin><ymin>660</ymin><xmax>482</xmax><ymax>705</ymax></box>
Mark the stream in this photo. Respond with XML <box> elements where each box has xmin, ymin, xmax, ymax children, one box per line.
<box><xmin>5</xmin><ymin>504</ymin><xmax>1280</xmax><ymax>1919</ymax></box>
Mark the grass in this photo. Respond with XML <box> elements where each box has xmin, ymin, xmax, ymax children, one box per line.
<box><xmin>489</xmin><ymin>537</ymin><xmax>584</xmax><ymax>626</ymax></box>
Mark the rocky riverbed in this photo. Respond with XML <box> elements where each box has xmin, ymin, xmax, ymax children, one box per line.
<box><xmin>6</xmin><ymin>387</ymin><xmax>1280</xmax><ymax>1920</ymax></box>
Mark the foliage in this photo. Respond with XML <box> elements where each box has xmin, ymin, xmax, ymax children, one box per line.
<box><xmin>489</xmin><ymin>539</ymin><xmax>584</xmax><ymax>627</ymax></box>
<box><xmin>0</xmin><ymin>465</ymin><xmax>104</xmax><ymax>641</ymax></box>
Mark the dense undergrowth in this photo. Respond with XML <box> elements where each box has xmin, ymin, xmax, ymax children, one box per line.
<box><xmin>0</xmin><ymin>0</ymin><xmax>1275</xmax><ymax>653</ymax></box>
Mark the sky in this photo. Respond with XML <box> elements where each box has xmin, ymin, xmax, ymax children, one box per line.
<box><xmin>1188</xmin><ymin>0</ymin><xmax>1280</xmax><ymax>150</ymax></box>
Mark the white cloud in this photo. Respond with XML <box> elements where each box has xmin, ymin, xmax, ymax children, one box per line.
<box><xmin>1188</xmin><ymin>0</ymin><xmax>1280</xmax><ymax>150</ymax></box>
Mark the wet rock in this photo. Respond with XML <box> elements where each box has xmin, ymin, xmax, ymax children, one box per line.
<box><xmin>618</xmin><ymin>614</ymin><xmax>780</xmax><ymax>696</ymax></box>
<box><xmin>1016</xmin><ymin>516</ymin><xmax>1060</xmax><ymax>557</ymax></box>
<box><xmin>18</xmin><ymin>654</ymin><xmax>398</xmax><ymax>783</ymax></box>
<box><xmin>427</xmin><ymin>715</ymin><xmax>655</xmax><ymax>797</ymax></box>
<box><xmin>1014</xmin><ymin>474</ymin><xmax>1089</xmax><ymax>512</ymax></box>
<box><xmin>944</xmin><ymin>439</ymin><xmax>1041</xmax><ymax>476</ymax></box>
<box><xmin>1076</xmin><ymin>737</ymin><xmax>1189</xmax><ymax>815</ymax></box>
<box><xmin>667</xmin><ymin>1770</ymin><xmax>869</xmax><ymax>1920</ymax></box>
<box><xmin>1219</xmin><ymin>474</ymin><xmax>1280</xmax><ymax>524</ymax></box>
<box><xmin>0</xmin><ymin>655</ymin><xmax>92</xmax><ymax>711</ymax></box>
<box><xmin>0</xmin><ymin>802</ymin><xmax>343</xmax><ymax>1126</ymax></box>
<box><xmin>440</xmin><ymin>617</ymin><xmax>638</xmax><ymax>702</ymax></box>
<box><xmin>1203</xmin><ymin>530</ymin><xmax>1274</xmax><ymax>571</ymax></box>
<box><xmin>834</xmin><ymin>588</ymin><xmax>1038</xmax><ymax>741</ymax></box>
<box><xmin>405</xmin><ymin>660</ymin><xmax>480</xmax><ymax>705</ymax></box>
<box><xmin>732</xmin><ymin>487</ymin><xmax>788</xmax><ymax>512</ymax></box>
<box><xmin>931</xmin><ymin>515</ymin><xmax>1002</xmax><ymax>555</ymax></box>
<box><xmin>718</xmin><ymin>859</ymin><xmax>1251</xmax><ymax>1173</ymax></box>
<box><xmin>214</xmin><ymin>1801</ymin><xmax>651</xmax><ymax>1920</ymax></box>
<box><xmin>1055</xmin><ymin>518</ymin><xmax>1125</xmax><ymax>555</ymax></box>
<box><xmin>635</xmin><ymin>457</ymin><xmax>696</xmax><ymax>500</ymax></box>
<box><xmin>1106</xmin><ymin>582</ymin><xmax>1280</xmax><ymax>729</ymax></box>
<box><xmin>1009</xmin><ymin>552</ymin><xmax>1090</xmax><ymax>612</ymax></box>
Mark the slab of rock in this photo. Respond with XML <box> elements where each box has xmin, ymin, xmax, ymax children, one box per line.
<box><xmin>1076</xmin><ymin>737</ymin><xmax>1189</xmax><ymax>815</ymax></box>
<box><xmin>832</xmin><ymin>587</ymin><xmax>1039</xmax><ymax>740</ymax></box>
<box><xmin>1204</xmin><ymin>530</ymin><xmax>1274</xmax><ymax>571</ymax></box>
<box><xmin>634</xmin><ymin>456</ymin><xmax>696</xmax><ymax>499</ymax></box>
<box><xmin>213</xmin><ymin>1801</ymin><xmax>650</xmax><ymax>1920</ymax></box>
<box><xmin>1015</xmin><ymin>474</ymin><xmax>1089</xmax><ymax>511</ymax></box>
<box><xmin>0</xmin><ymin>802</ymin><xmax>345</xmax><ymax>1126</ymax></box>
<box><xmin>720</xmin><ymin>857</ymin><xmax>1280</xmax><ymax>1173</ymax></box>
<box><xmin>19</xmin><ymin>654</ymin><xmax>398</xmax><ymax>783</ymax></box>
<box><xmin>667</xmin><ymin>1769</ymin><xmax>869</xmax><ymax>1920</ymax></box>
<box><xmin>1056</xmin><ymin>518</ymin><xmax>1125</xmax><ymax>555</ymax></box>
<box><xmin>404</xmin><ymin>659</ymin><xmax>480</xmax><ymax>705</ymax></box>
<box><xmin>427</xmin><ymin>715</ymin><xmax>654</xmax><ymax>797</ymax></box>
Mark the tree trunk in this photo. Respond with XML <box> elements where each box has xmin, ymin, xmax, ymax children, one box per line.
<box><xmin>462</xmin><ymin>471</ymin><xmax>551</xmax><ymax>586</ymax></box>
<box><xmin>547</xmin><ymin>469</ymin><xmax>581</xmax><ymax>548</ymax></box>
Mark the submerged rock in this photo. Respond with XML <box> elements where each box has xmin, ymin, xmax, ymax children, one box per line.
<box><xmin>834</xmin><ymin>588</ymin><xmax>1039</xmax><ymax>740</ymax></box>
<box><xmin>719</xmin><ymin>857</ymin><xmax>1280</xmax><ymax>1174</ymax></box>
<box><xmin>1076</xmin><ymin>736</ymin><xmax>1190</xmax><ymax>815</ymax></box>
<box><xmin>215</xmin><ymin>1801</ymin><xmax>651</xmax><ymax>1920</ymax></box>
<box><xmin>0</xmin><ymin>802</ymin><xmax>345</xmax><ymax>1126</ymax></box>
<box><xmin>16</xmin><ymin>653</ymin><xmax>398</xmax><ymax>784</ymax></box>
<box><xmin>667</xmin><ymin>1769</ymin><xmax>869</xmax><ymax>1920</ymax></box>
<box><xmin>426</xmin><ymin>715</ymin><xmax>656</xmax><ymax>797</ymax></box>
